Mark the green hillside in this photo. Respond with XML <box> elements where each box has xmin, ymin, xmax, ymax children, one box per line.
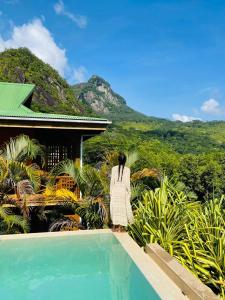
<box><xmin>0</xmin><ymin>48</ymin><xmax>92</xmax><ymax>115</ymax></box>
<box><xmin>117</xmin><ymin>120</ymin><xmax>225</xmax><ymax>153</ymax></box>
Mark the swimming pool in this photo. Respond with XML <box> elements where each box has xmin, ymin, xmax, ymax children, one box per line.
<box><xmin>0</xmin><ymin>231</ymin><xmax>161</xmax><ymax>300</ymax></box>
<box><xmin>0</xmin><ymin>230</ymin><xmax>186</xmax><ymax>300</ymax></box>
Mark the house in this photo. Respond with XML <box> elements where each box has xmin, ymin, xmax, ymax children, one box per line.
<box><xmin>0</xmin><ymin>82</ymin><xmax>110</xmax><ymax>170</ymax></box>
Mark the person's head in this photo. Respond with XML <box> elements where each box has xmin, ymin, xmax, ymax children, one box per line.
<box><xmin>117</xmin><ymin>153</ymin><xmax>126</xmax><ymax>181</ymax></box>
<box><xmin>118</xmin><ymin>152</ymin><xmax>127</xmax><ymax>166</ymax></box>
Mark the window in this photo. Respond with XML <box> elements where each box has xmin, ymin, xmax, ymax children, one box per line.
<box><xmin>46</xmin><ymin>145</ymin><xmax>73</xmax><ymax>170</ymax></box>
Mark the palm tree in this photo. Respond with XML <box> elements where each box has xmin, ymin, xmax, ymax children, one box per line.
<box><xmin>0</xmin><ymin>135</ymin><xmax>42</xmax><ymax>198</ymax></box>
<box><xmin>0</xmin><ymin>135</ymin><xmax>43</xmax><ymax>233</ymax></box>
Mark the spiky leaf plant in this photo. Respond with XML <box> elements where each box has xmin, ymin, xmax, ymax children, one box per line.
<box><xmin>129</xmin><ymin>178</ymin><xmax>225</xmax><ymax>298</ymax></box>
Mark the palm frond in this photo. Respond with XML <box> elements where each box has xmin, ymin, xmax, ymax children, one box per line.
<box><xmin>0</xmin><ymin>206</ymin><xmax>29</xmax><ymax>233</ymax></box>
<box><xmin>125</xmin><ymin>150</ymin><xmax>139</xmax><ymax>168</ymax></box>
<box><xmin>1</xmin><ymin>134</ymin><xmax>43</xmax><ymax>163</ymax></box>
<box><xmin>8</xmin><ymin>161</ymin><xmax>40</xmax><ymax>191</ymax></box>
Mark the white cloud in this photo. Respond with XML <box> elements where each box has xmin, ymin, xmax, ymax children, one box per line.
<box><xmin>0</xmin><ymin>19</ymin><xmax>68</xmax><ymax>76</ymax></box>
<box><xmin>201</xmin><ymin>98</ymin><xmax>221</xmax><ymax>115</ymax></box>
<box><xmin>54</xmin><ymin>0</ymin><xmax>87</xmax><ymax>29</ymax></box>
<box><xmin>172</xmin><ymin>113</ymin><xmax>201</xmax><ymax>123</ymax></box>
<box><xmin>72</xmin><ymin>66</ymin><xmax>87</xmax><ymax>83</ymax></box>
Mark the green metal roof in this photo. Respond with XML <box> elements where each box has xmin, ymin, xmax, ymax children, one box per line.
<box><xmin>0</xmin><ymin>82</ymin><xmax>110</xmax><ymax>124</ymax></box>
<box><xmin>0</xmin><ymin>82</ymin><xmax>35</xmax><ymax>110</ymax></box>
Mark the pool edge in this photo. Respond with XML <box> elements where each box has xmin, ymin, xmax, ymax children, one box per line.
<box><xmin>0</xmin><ymin>229</ymin><xmax>112</xmax><ymax>240</ymax></box>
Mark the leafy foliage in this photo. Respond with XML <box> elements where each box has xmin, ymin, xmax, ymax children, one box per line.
<box><xmin>0</xmin><ymin>206</ymin><xmax>29</xmax><ymax>234</ymax></box>
<box><xmin>0</xmin><ymin>135</ymin><xmax>43</xmax><ymax>233</ymax></box>
<box><xmin>129</xmin><ymin>178</ymin><xmax>225</xmax><ymax>298</ymax></box>
<box><xmin>1</xmin><ymin>134</ymin><xmax>44</xmax><ymax>163</ymax></box>
<box><xmin>0</xmin><ymin>135</ymin><xmax>42</xmax><ymax>194</ymax></box>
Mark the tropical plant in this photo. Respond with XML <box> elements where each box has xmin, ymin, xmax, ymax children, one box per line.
<box><xmin>49</xmin><ymin>211</ymin><xmax>82</xmax><ymax>232</ymax></box>
<box><xmin>129</xmin><ymin>177</ymin><xmax>200</xmax><ymax>250</ymax></box>
<box><xmin>0</xmin><ymin>206</ymin><xmax>29</xmax><ymax>234</ymax></box>
<box><xmin>1</xmin><ymin>134</ymin><xmax>44</xmax><ymax>163</ymax></box>
<box><xmin>129</xmin><ymin>178</ymin><xmax>225</xmax><ymax>298</ymax></box>
<box><xmin>50</xmin><ymin>160</ymin><xmax>107</xmax><ymax>197</ymax></box>
<box><xmin>43</xmin><ymin>187</ymin><xmax>78</xmax><ymax>202</ymax></box>
<box><xmin>49</xmin><ymin>160</ymin><xmax>109</xmax><ymax>228</ymax></box>
<box><xmin>75</xmin><ymin>197</ymin><xmax>109</xmax><ymax>229</ymax></box>
<box><xmin>0</xmin><ymin>135</ymin><xmax>43</xmax><ymax>233</ymax></box>
<box><xmin>181</xmin><ymin>198</ymin><xmax>225</xmax><ymax>297</ymax></box>
<box><xmin>0</xmin><ymin>135</ymin><xmax>42</xmax><ymax>197</ymax></box>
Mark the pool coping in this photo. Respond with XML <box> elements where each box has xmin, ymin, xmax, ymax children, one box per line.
<box><xmin>145</xmin><ymin>244</ymin><xmax>219</xmax><ymax>300</ymax></box>
<box><xmin>0</xmin><ymin>229</ymin><xmax>112</xmax><ymax>239</ymax></box>
<box><xmin>0</xmin><ymin>229</ymin><xmax>187</xmax><ymax>300</ymax></box>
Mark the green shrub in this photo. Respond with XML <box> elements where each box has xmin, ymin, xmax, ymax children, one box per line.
<box><xmin>129</xmin><ymin>178</ymin><xmax>225</xmax><ymax>298</ymax></box>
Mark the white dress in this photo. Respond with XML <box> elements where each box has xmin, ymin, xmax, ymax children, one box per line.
<box><xmin>110</xmin><ymin>165</ymin><xmax>134</xmax><ymax>226</ymax></box>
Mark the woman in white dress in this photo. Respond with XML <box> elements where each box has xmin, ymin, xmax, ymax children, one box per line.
<box><xmin>110</xmin><ymin>153</ymin><xmax>134</xmax><ymax>232</ymax></box>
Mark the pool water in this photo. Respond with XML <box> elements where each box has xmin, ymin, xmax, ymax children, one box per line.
<box><xmin>0</xmin><ymin>233</ymin><xmax>161</xmax><ymax>300</ymax></box>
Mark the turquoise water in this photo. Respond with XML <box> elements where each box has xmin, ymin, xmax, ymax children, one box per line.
<box><xmin>0</xmin><ymin>233</ymin><xmax>161</xmax><ymax>300</ymax></box>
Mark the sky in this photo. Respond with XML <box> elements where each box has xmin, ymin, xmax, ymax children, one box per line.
<box><xmin>0</xmin><ymin>0</ymin><xmax>225</xmax><ymax>122</ymax></box>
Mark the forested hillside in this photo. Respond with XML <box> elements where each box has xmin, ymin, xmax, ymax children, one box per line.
<box><xmin>0</xmin><ymin>48</ymin><xmax>92</xmax><ymax>115</ymax></box>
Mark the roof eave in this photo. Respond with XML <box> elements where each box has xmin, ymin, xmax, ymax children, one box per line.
<box><xmin>0</xmin><ymin>115</ymin><xmax>112</xmax><ymax>125</ymax></box>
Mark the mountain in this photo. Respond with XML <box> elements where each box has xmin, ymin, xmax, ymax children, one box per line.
<box><xmin>72</xmin><ymin>75</ymin><xmax>225</xmax><ymax>153</ymax></box>
<box><xmin>72</xmin><ymin>77</ymin><xmax>225</xmax><ymax>154</ymax></box>
<box><xmin>73</xmin><ymin>75</ymin><xmax>150</xmax><ymax>121</ymax></box>
<box><xmin>0</xmin><ymin>48</ymin><xmax>92</xmax><ymax>115</ymax></box>
<box><xmin>1</xmin><ymin>47</ymin><xmax>225</xmax><ymax>155</ymax></box>
<box><xmin>0</xmin><ymin>48</ymin><xmax>174</xmax><ymax>122</ymax></box>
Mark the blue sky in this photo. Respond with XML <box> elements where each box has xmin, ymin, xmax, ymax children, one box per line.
<box><xmin>0</xmin><ymin>0</ymin><xmax>225</xmax><ymax>121</ymax></box>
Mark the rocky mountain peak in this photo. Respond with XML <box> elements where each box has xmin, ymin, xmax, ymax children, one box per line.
<box><xmin>88</xmin><ymin>75</ymin><xmax>110</xmax><ymax>88</ymax></box>
<box><xmin>73</xmin><ymin>75</ymin><xmax>148</xmax><ymax>121</ymax></box>
<box><xmin>73</xmin><ymin>75</ymin><xmax>126</xmax><ymax>114</ymax></box>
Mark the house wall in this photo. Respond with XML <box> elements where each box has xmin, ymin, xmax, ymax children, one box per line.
<box><xmin>0</xmin><ymin>127</ymin><xmax>82</xmax><ymax>169</ymax></box>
